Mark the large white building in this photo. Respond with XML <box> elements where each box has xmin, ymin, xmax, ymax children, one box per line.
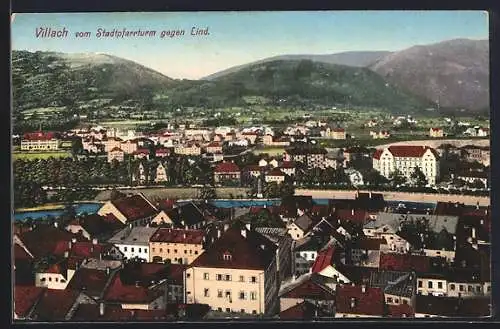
<box><xmin>373</xmin><ymin>145</ymin><xmax>440</xmax><ymax>185</ymax></box>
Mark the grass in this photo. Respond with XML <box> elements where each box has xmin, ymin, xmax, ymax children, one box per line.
<box><xmin>253</xmin><ymin>147</ymin><xmax>286</xmax><ymax>156</ymax></box>
<box><xmin>13</xmin><ymin>151</ymin><xmax>72</xmax><ymax>160</ymax></box>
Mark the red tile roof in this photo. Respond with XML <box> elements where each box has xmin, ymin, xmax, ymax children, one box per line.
<box><xmin>373</xmin><ymin>149</ymin><xmax>383</xmax><ymax>160</ymax></box>
<box><xmin>189</xmin><ymin>227</ymin><xmax>276</xmax><ymax>270</ymax></box>
<box><xmin>150</xmin><ymin>228</ymin><xmax>204</xmax><ymax>244</ymax></box>
<box><xmin>16</xmin><ymin>226</ymin><xmax>82</xmax><ymax>258</ymax></box>
<box><xmin>14</xmin><ymin>286</ymin><xmax>45</xmax><ymax>317</ymax></box>
<box><xmin>335</xmin><ymin>209</ymin><xmax>370</xmax><ymax>225</ymax></box>
<box><xmin>311</xmin><ymin>246</ymin><xmax>335</xmax><ymax>273</ymax></box>
<box><xmin>156</xmin><ymin>199</ymin><xmax>176</xmax><ymax>211</ymax></box>
<box><xmin>14</xmin><ymin>244</ymin><xmax>33</xmax><ymax>260</ymax></box>
<box><xmin>104</xmin><ymin>275</ymin><xmax>163</xmax><ymax>304</ymax></box>
<box><xmin>379</xmin><ymin>253</ymin><xmax>430</xmax><ymax>273</ymax></box>
<box><xmin>279</xmin><ymin>301</ymin><xmax>328</xmax><ymax>319</ymax></box>
<box><xmin>169</xmin><ymin>264</ymin><xmax>187</xmax><ymax>285</ymax></box>
<box><xmin>430</xmin><ymin>127</ymin><xmax>443</xmax><ymax>131</ymax></box>
<box><xmin>352</xmin><ymin>237</ymin><xmax>387</xmax><ymax>250</ymax></box>
<box><xmin>155</xmin><ymin>148</ymin><xmax>171</xmax><ymax>154</ymax></box>
<box><xmin>133</xmin><ymin>149</ymin><xmax>150</xmax><ymax>155</ymax></box>
<box><xmin>280</xmin><ymin>161</ymin><xmax>296</xmax><ymax>169</ymax></box>
<box><xmin>214</xmin><ymin>162</ymin><xmax>240</xmax><ymax>173</ymax></box>
<box><xmin>267</xmin><ymin>168</ymin><xmax>286</xmax><ymax>176</ymax></box>
<box><xmin>32</xmin><ymin>289</ymin><xmax>81</xmax><ymax>321</ymax></box>
<box><xmin>281</xmin><ymin>276</ymin><xmax>336</xmax><ymax>300</ymax></box>
<box><xmin>22</xmin><ymin>131</ymin><xmax>57</xmax><ymax>141</ymax></box>
<box><xmin>67</xmin><ymin>268</ymin><xmax>113</xmax><ymax>296</ymax></box>
<box><xmin>335</xmin><ymin>284</ymin><xmax>384</xmax><ymax>316</ymax></box>
<box><xmin>333</xmin><ymin>128</ymin><xmax>345</xmax><ymax>132</ymax></box>
<box><xmin>387</xmin><ymin>145</ymin><xmax>438</xmax><ymax>158</ymax></box>
<box><xmin>72</xmin><ymin>304</ymin><xmax>170</xmax><ymax>321</ymax></box>
<box><xmin>110</xmin><ymin>194</ymin><xmax>158</xmax><ymax>222</ymax></box>
<box><xmin>109</xmin><ymin>147</ymin><xmax>123</xmax><ymax>152</ymax></box>
<box><xmin>245</xmin><ymin>165</ymin><xmax>262</xmax><ymax>172</ymax></box>
<box><xmin>388</xmin><ymin>304</ymin><xmax>415</xmax><ymax>318</ymax></box>
<box><xmin>207</xmin><ymin>141</ymin><xmax>222</xmax><ymax>147</ymax></box>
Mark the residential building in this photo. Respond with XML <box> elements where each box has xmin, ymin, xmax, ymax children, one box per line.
<box><xmin>174</xmin><ymin>143</ymin><xmax>201</xmax><ymax>156</ymax></box>
<box><xmin>213</xmin><ymin>162</ymin><xmax>241</xmax><ymax>185</ymax></box>
<box><xmin>370</xmin><ymin>130</ymin><xmax>391</xmax><ymax>139</ymax></box>
<box><xmin>284</xmin><ymin>146</ymin><xmax>327</xmax><ymax>169</ymax></box>
<box><xmin>35</xmin><ymin>257</ymin><xmax>76</xmax><ymax>290</ymax></box>
<box><xmin>107</xmin><ymin>147</ymin><xmax>125</xmax><ymax>163</ymax></box>
<box><xmin>184</xmin><ymin>227</ymin><xmax>279</xmax><ymax>316</ymax></box>
<box><xmin>414</xmin><ymin>295</ymin><xmax>490</xmax><ymax>317</ymax></box>
<box><xmin>154</xmin><ymin>162</ymin><xmax>169</xmax><ymax>183</ymax></box>
<box><xmin>149</xmin><ymin>228</ymin><xmax>205</xmax><ymax>265</ymax></box>
<box><xmin>265</xmin><ymin>168</ymin><xmax>287</xmax><ymax>184</ymax></box>
<box><xmin>373</xmin><ymin>145</ymin><xmax>440</xmax><ymax>185</ymax></box>
<box><xmin>335</xmin><ymin>284</ymin><xmax>385</xmax><ymax>317</ymax></box>
<box><xmin>108</xmin><ymin>226</ymin><xmax>159</xmax><ymax>261</ymax></box>
<box><xmin>21</xmin><ymin>131</ymin><xmax>60</xmax><ymax>151</ymax></box>
<box><xmin>287</xmin><ymin>214</ymin><xmax>314</xmax><ymax>240</ymax></box>
<box><xmin>97</xmin><ymin>193</ymin><xmax>158</xmax><ymax>227</ymax></box>
<box><xmin>255</xmin><ymin>227</ymin><xmax>293</xmax><ymax>282</ymax></box>
<box><xmin>429</xmin><ymin>128</ymin><xmax>444</xmax><ymax>138</ymax></box>
<box><xmin>102</xmin><ymin>137</ymin><xmax>123</xmax><ymax>152</ymax></box>
<box><xmin>120</xmin><ymin>140</ymin><xmax>139</xmax><ymax>154</ymax></box>
<box><xmin>205</xmin><ymin>141</ymin><xmax>223</xmax><ymax>154</ymax></box>
<box><xmin>151</xmin><ymin>202</ymin><xmax>207</xmax><ymax>229</ymax></box>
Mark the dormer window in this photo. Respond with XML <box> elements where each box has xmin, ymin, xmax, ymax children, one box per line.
<box><xmin>223</xmin><ymin>252</ymin><xmax>232</xmax><ymax>261</ymax></box>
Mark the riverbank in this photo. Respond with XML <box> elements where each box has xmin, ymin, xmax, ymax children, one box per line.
<box><xmin>15</xmin><ymin>200</ymin><xmax>104</xmax><ymax>213</ymax></box>
<box><xmin>295</xmin><ymin>189</ymin><xmax>490</xmax><ymax>206</ymax></box>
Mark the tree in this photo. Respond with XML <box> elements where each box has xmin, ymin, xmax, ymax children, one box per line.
<box><xmin>389</xmin><ymin>169</ymin><xmax>407</xmax><ymax>188</ymax></box>
<box><xmin>364</xmin><ymin>168</ymin><xmax>388</xmax><ymax>187</ymax></box>
<box><xmin>410</xmin><ymin>167</ymin><xmax>428</xmax><ymax>187</ymax></box>
<box><xmin>199</xmin><ymin>186</ymin><xmax>217</xmax><ymax>201</ymax></box>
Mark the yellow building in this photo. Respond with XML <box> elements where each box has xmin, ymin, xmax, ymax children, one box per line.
<box><xmin>149</xmin><ymin>228</ymin><xmax>205</xmax><ymax>265</ymax></box>
<box><xmin>429</xmin><ymin>127</ymin><xmax>444</xmax><ymax>138</ymax></box>
<box><xmin>184</xmin><ymin>227</ymin><xmax>279</xmax><ymax>316</ymax></box>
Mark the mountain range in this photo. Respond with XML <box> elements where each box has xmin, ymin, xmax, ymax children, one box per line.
<box><xmin>11</xmin><ymin>38</ymin><xmax>489</xmax><ymax>115</ymax></box>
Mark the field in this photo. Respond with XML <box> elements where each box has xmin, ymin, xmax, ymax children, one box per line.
<box><xmin>13</xmin><ymin>151</ymin><xmax>72</xmax><ymax>160</ymax></box>
<box><xmin>94</xmin><ymin>187</ymin><xmax>249</xmax><ymax>201</ymax></box>
<box><xmin>253</xmin><ymin>147</ymin><xmax>287</xmax><ymax>156</ymax></box>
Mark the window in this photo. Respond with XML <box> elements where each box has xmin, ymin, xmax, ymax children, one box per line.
<box><xmin>203</xmin><ymin>273</ymin><xmax>209</xmax><ymax>280</ymax></box>
<box><xmin>204</xmin><ymin>288</ymin><xmax>209</xmax><ymax>297</ymax></box>
<box><xmin>225</xmin><ymin>291</ymin><xmax>231</xmax><ymax>298</ymax></box>
<box><xmin>184</xmin><ymin>250</ymin><xmax>187</xmax><ymax>254</ymax></box>
<box><xmin>223</xmin><ymin>253</ymin><xmax>232</xmax><ymax>261</ymax></box>
<box><xmin>186</xmin><ymin>273</ymin><xmax>191</xmax><ymax>278</ymax></box>
<box><xmin>160</xmin><ymin>248</ymin><xmax>163</xmax><ymax>252</ymax></box>
<box><xmin>195</xmin><ymin>251</ymin><xmax>198</xmax><ymax>255</ymax></box>
<box><xmin>487</xmin><ymin>286</ymin><xmax>491</xmax><ymax>292</ymax></box>
<box><xmin>225</xmin><ymin>274</ymin><xmax>232</xmax><ymax>281</ymax></box>
<box><xmin>459</xmin><ymin>285</ymin><xmax>464</xmax><ymax>292</ymax></box>
<box><xmin>403</xmin><ymin>299</ymin><xmax>408</xmax><ymax>305</ymax></box>
<box><xmin>252</xmin><ymin>310</ymin><xmax>257</xmax><ymax>315</ymax></box>
<box><xmin>476</xmin><ymin>286</ymin><xmax>481</xmax><ymax>293</ymax></box>
<box><xmin>450</xmin><ymin>284</ymin><xmax>456</xmax><ymax>291</ymax></box>
<box><xmin>250</xmin><ymin>276</ymin><xmax>257</xmax><ymax>283</ymax></box>
<box><xmin>387</xmin><ymin>297</ymin><xmax>393</xmax><ymax>303</ymax></box>
<box><xmin>241</xmin><ymin>309</ymin><xmax>245</xmax><ymax>313</ymax></box>
<box><xmin>239</xmin><ymin>291</ymin><xmax>246</xmax><ymax>300</ymax></box>
<box><xmin>250</xmin><ymin>292</ymin><xmax>257</xmax><ymax>300</ymax></box>
<box><xmin>174</xmin><ymin>249</ymin><xmax>178</xmax><ymax>253</ymax></box>
<box><xmin>152</xmin><ymin>248</ymin><xmax>156</xmax><ymax>252</ymax></box>
<box><xmin>40</xmin><ymin>277</ymin><xmax>46</xmax><ymax>282</ymax></box>
<box><xmin>217</xmin><ymin>290</ymin><xmax>223</xmax><ymax>298</ymax></box>
<box><xmin>395</xmin><ymin>299</ymin><xmax>399</xmax><ymax>304</ymax></box>
<box><xmin>124</xmin><ymin>247</ymin><xmax>128</xmax><ymax>252</ymax></box>
<box><xmin>418</xmin><ymin>280</ymin><xmax>423</xmax><ymax>288</ymax></box>
<box><xmin>428</xmin><ymin>281</ymin><xmax>433</xmax><ymax>289</ymax></box>
<box><xmin>226</xmin><ymin>308</ymin><xmax>231</xmax><ymax>313</ymax></box>
<box><xmin>216</xmin><ymin>274</ymin><xmax>222</xmax><ymax>281</ymax></box>
<box><xmin>468</xmin><ymin>285</ymin><xmax>472</xmax><ymax>292</ymax></box>
<box><xmin>49</xmin><ymin>277</ymin><xmax>52</xmax><ymax>282</ymax></box>
<box><xmin>239</xmin><ymin>275</ymin><xmax>244</xmax><ymax>282</ymax></box>
<box><xmin>438</xmin><ymin>282</ymin><xmax>443</xmax><ymax>289</ymax></box>
<box><xmin>131</xmin><ymin>248</ymin><xmax>135</xmax><ymax>252</ymax></box>
<box><xmin>217</xmin><ymin>308</ymin><xmax>222</xmax><ymax>312</ymax></box>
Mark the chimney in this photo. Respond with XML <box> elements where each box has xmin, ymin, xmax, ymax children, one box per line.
<box><xmin>217</xmin><ymin>230</ymin><xmax>221</xmax><ymax>239</ymax></box>
<box><xmin>351</xmin><ymin>209</ymin><xmax>354</xmax><ymax>216</ymax></box>
<box><xmin>68</xmin><ymin>241</ymin><xmax>72</xmax><ymax>250</ymax></box>
<box><xmin>361</xmin><ymin>285</ymin><xmax>366</xmax><ymax>293</ymax></box>
<box><xmin>260</xmin><ymin>244</ymin><xmax>265</xmax><ymax>250</ymax></box>
<box><xmin>224</xmin><ymin>223</ymin><xmax>229</xmax><ymax>232</ymax></box>
<box><xmin>64</xmin><ymin>251</ymin><xmax>69</xmax><ymax>258</ymax></box>
<box><xmin>241</xmin><ymin>229</ymin><xmax>247</xmax><ymax>238</ymax></box>
<box><xmin>99</xmin><ymin>303</ymin><xmax>105</xmax><ymax>316</ymax></box>
<box><xmin>245</xmin><ymin>223</ymin><xmax>251</xmax><ymax>231</ymax></box>
<box><xmin>471</xmin><ymin>227</ymin><xmax>476</xmax><ymax>239</ymax></box>
<box><xmin>106</xmin><ymin>267</ymin><xmax>110</xmax><ymax>275</ymax></box>
<box><xmin>480</xmin><ymin>219</ymin><xmax>484</xmax><ymax>226</ymax></box>
<box><xmin>183</xmin><ymin>233</ymin><xmax>187</xmax><ymax>239</ymax></box>
<box><xmin>476</xmin><ymin>202</ymin><xmax>480</xmax><ymax>210</ymax></box>
<box><xmin>71</xmin><ymin>237</ymin><xmax>77</xmax><ymax>243</ymax></box>
<box><xmin>350</xmin><ymin>297</ymin><xmax>356</xmax><ymax>308</ymax></box>
<box><xmin>54</xmin><ymin>222</ymin><xmax>58</xmax><ymax>228</ymax></box>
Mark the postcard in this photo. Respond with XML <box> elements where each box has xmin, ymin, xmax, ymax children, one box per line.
<box><xmin>11</xmin><ymin>11</ymin><xmax>491</xmax><ymax>321</ymax></box>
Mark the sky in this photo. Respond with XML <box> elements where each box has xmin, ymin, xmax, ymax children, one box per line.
<box><xmin>11</xmin><ymin>11</ymin><xmax>489</xmax><ymax>79</ymax></box>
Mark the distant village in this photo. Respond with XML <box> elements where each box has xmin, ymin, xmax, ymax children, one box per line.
<box><xmin>13</xmin><ymin>116</ymin><xmax>491</xmax><ymax>193</ymax></box>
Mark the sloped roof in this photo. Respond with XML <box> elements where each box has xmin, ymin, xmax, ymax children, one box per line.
<box><xmin>379</xmin><ymin>253</ymin><xmax>430</xmax><ymax>273</ymax></box>
<box><xmin>387</xmin><ymin>145</ymin><xmax>437</xmax><ymax>158</ymax></box>
<box><xmin>279</xmin><ymin>300</ymin><xmax>328</xmax><ymax>320</ymax></box>
<box><xmin>167</xmin><ymin>202</ymin><xmax>206</xmax><ymax>227</ymax></box>
<box><xmin>14</xmin><ymin>286</ymin><xmax>45</xmax><ymax>318</ymax></box>
<box><xmin>388</xmin><ymin>304</ymin><xmax>415</xmax><ymax>318</ymax></box>
<box><xmin>104</xmin><ymin>274</ymin><xmax>163</xmax><ymax>304</ymax></box>
<box><xmin>67</xmin><ymin>268</ymin><xmax>115</xmax><ymax>297</ymax></box>
<box><xmin>279</xmin><ymin>273</ymin><xmax>336</xmax><ymax>300</ymax></box>
<box><xmin>415</xmin><ymin>295</ymin><xmax>490</xmax><ymax>317</ymax></box>
<box><xmin>108</xmin><ymin>226</ymin><xmax>158</xmax><ymax>246</ymax></box>
<box><xmin>110</xmin><ymin>194</ymin><xmax>158</xmax><ymax>222</ymax></box>
<box><xmin>189</xmin><ymin>227</ymin><xmax>277</xmax><ymax>270</ymax></box>
<box><xmin>17</xmin><ymin>225</ymin><xmax>80</xmax><ymax>258</ymax></box>
<box><xmin>32</xmin><ymin>289</ymin><xmax>81</xmax><ymax>321</ymax></box>
<box><xmin>311</xmin><ymin>246</ymin><xmax>336</xmax><ymax>273</ymax></box>
<box><xmin>335</xmin><ymin>284</ymin><xmax>384</xmax><ymax>316</ymax></box>
<box><xmin>71</xmin><ymin>304</ymin><xmax>171</xmax><ymax>321</ymax></box>
<box><xmin>214</xmin><ymin>162</ymin><xmax>240</xmax><ymax>173</ymax></box>
<box><xmin>150</xmin><ymin>228</ymin><xmax>204</xmax><ymax>245</ymax></box>
<box><xmin>293</xmin><ymin>214</ymin><xmax>314</xmax><ymax>232</ymax></box>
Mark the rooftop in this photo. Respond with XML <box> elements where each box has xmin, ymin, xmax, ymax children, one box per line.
<box><xmin>150</xmin><ymin>228</ymin><xmax>204</xmax><ymax>245</ymax></box>
<box><xmin>335</xmin><ymin>284</ymin><xmax>385</xmax><ymax>316</ymax></box>
<box><xmin>109</xmin><ymin>194</ymin><xmax>158</xmax><ymax>222</ymax></box>
<box><xmin>108</xmin><ymin>226</ymin><xmax>158</xmax><ymax>245</ymax></box>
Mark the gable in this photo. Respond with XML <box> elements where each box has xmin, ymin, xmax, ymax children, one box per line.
<box><xmin>97</xmin><ymin>202</ymin><xmax>127</xmax><ymax>223</ymax></box>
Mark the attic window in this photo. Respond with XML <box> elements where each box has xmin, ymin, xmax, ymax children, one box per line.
<box><xmin>223</xmin><ymin>252</ymin><xmax>232</xmax><ymax>261</ymax></box>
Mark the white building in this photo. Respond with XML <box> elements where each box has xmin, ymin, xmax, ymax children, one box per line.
<box><xmin>373</xmin><ymin>145</ymin><xmax>440</xmax><ymax>185</ymax></box>
<box><xmin>108</xmin><ymin>226</ymin><xmax>158</xmax><ymax>261</ymax></box>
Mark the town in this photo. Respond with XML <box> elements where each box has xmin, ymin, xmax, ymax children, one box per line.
<box><xmin>13</xmin><ymin>118</ymin><xmax>491</xmax><ymax>320</ymax></box>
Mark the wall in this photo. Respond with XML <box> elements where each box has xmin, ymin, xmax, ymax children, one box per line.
<box><xmin>149</xmin><ymin>241</ymin><xmax>204</xmax><ymax>265</ymax></box>
<box><xmin>185</xmin><ymin>267</ymin><xmax>266</xmax><ymax>315</ymax></box>
<box><xmin>417</xmin><ymin>278</ymin><xmax>448</xmax><ymax>296</ymax></box>
<box><xmin>115</xmin><ymin>243</ymin><xmax>149</xmax><ymax>261</ymax></box>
